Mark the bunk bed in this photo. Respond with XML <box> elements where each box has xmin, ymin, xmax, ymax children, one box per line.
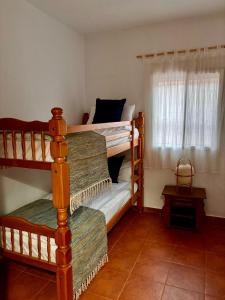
<box><xmin>0</xmin><ymin>107</ymin><xmax>144</xmax><ymax>300</ymax></box>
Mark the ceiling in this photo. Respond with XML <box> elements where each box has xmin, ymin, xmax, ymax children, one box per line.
<box><xmin>27</xmin><ymin>0</ymin><xmax>225</xmax><ymax>34</ymax></box>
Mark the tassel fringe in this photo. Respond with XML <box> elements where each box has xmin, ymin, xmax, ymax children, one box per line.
<box><xmin>70</xmin><ymin>178</ymin><xmax>112</xmax><ymax>215</ymax></box>
<box><xmin>73</xmin><ymin>253</ymin><xmax>108</xmax><ymax>300</ymax></box>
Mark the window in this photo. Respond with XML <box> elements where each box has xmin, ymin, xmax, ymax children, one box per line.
<box><xmin>152</xmin><ymin>70</ymin><xmax>220</xmax><ymax>150</ymax></box>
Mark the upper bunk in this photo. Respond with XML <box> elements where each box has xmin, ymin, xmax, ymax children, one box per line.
<box><xmin>0</xmin><ymin>108</ymin><xmax>144</xmax><ymax>170</ymax></box>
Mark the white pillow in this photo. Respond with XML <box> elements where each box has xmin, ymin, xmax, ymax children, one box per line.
<box><xmin>118</xmin><ymin>160</ymin><xmax>132</xmax><ymax>182</ymax></box>
<box><xmin>121</xmin><ymin>104</ymin><xmax>135</xmax><ymax>121</ymax></box>
<box><xmin>87</xmin><ymin>106</ymin><xmax>96</xmax><ymax>124</ymax></box>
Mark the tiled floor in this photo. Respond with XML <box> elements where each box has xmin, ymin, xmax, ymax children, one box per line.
<box><xmin>1</xmin><ymin>210</ymin><xmax>225</xmax><ymax>299</ymax></box>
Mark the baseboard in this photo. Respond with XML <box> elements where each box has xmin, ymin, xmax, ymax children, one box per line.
<box><xmin>132</xmin><ymin>206</ymin><xmax>162</xmax><ymax>214</ymax></box>
<box><xmin>205</xmin><ymin>215</ymin><xmax>225</xmax><ymax>227</ymax></box>
<box><xmin>137</xmin><ymin>206</ymin><xmax>225</xmax><ymax>226</ymax></box>
<box><xmin>143</xmin><ymin>207</ymin><xmax>162</xmax><ymax>214</ymax></box>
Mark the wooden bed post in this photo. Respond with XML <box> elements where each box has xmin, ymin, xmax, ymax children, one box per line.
<box><xmin>49</xmin><ymin>108</ymin><xmax>73</xmax><ymax>300</ymax></box>
<box><xmin>137</xmin><ymin>112</ymin><xmax>144</xmax><ymax>213</ymax></box>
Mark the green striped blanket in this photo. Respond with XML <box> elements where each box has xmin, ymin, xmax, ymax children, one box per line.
<box><xmin>67</xmin><ymin>131</ymin><xmax>111</xmax><ymax>215</ymax></box>
<box><xmin>9</xmin><ymin>199</ymin><xmax>108</xmax><ymax>299</ymax></box>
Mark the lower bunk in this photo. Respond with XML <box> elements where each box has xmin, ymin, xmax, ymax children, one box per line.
<box><xmin>0</xmin><ymin>181</ymin><xmax>138</xmax><ymax>299</ymax></box>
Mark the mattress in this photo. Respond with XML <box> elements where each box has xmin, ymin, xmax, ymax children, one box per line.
<box><xmin>96</xmin><ymin>126</ymin><xmax>139</xmax><ymax>148</ymax></box>
<box><xmin>0</xmin><ymin>181</ymin><xmax>137</xmax><ymax>263</ymax></box>
<box><xmin>0</xmin><ymin>127</ymin><xmax>139</xmax><ymax>162</ymax></box>
<box><xmin>85</xmin><ymin>181</ymin><xmax>138</xmax><ymax>223</ymax></box>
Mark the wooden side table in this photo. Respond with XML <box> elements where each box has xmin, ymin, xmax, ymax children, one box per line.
<box><xmin>162</xmin><ymin>185</ymin><xmax>206</xmax><ymax>231</ymax></box>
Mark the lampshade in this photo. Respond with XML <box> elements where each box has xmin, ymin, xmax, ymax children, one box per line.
<box><xmin>175</xmin><ymin>159</ymin><xmax>194</xmax><ymax>187</ymax></box>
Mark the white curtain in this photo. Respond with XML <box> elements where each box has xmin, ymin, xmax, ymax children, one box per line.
<box><xmin>144</xmin><ymin>47</ymin><xmax>225</xmax><ymax>173</ymax></box>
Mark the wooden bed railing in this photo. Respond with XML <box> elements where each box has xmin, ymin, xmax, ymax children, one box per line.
<box><xmin>0</xmin><ymin>216</ymin><xmax>56</xmax><ymax>271</ymax></box>
<box><xmin>0</xmin><ymin>115</ymin><xmax>139</xmax><ymax>167</ymax></box>
<box><xmin>0</xmin><ymin>108</ymin><xmax>144</xmax><ymax>300</ymax></box>
<box><xmin>0</xmin><ymin>118</ymin><xmax>51</xmax><ymax>169</ymax></box>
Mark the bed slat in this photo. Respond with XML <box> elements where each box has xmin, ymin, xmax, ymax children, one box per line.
<box><xmin>31</xmin><ymin>131</ymin><xmax>36</xmax><ymax>161</ymax></box>
<box><xmin>47</xmin><ymin>237</ymin><xmax>51</xmax><ymax>263</ymax></box>
<box><xmin>2</xmin><ymin>226</ymin><xmax>6</xmax><ymax>249</ymax></box>
<box><xmin>28</xmin><ymin>232</ymin><xmax>32</xmax><ymax>256</ymax></box>
<box><xmin>12</xmin><ymin>131</ymin><xmax>17</xmax><ymax>159</ymax></box>
<box><xmin>19</xmin><ymin>230</ymin><xmax>23</xmax><ymax>254</ymax></box>
<box><xmin>21</xmin><ymin>131</ymin><xmax>26</xmax><ymax>160</ymax></box>
<box><xmin>41</xmin><ymin>131</ymin><xmax>46</xmax><ymax>161</ymax></box>
<box><xmin>10</xmin><ymin>228</ymin><xmax>15</xmax><ymax>252</ymax></box>
<box><xmin>3</xmin><ymin>131</ymin><xmax>8</xmax><ymax>158</ymax></box>
<box><xmin>37</xmin><ymin>235</ymin><xmax>41</xmax><ymax>259</ymax></box>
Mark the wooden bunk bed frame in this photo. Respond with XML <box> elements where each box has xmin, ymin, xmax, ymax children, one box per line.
<box><xmin>0</xmin><ymin>107</ymin><xmax>144</xmax><ymax>300</ymax></box>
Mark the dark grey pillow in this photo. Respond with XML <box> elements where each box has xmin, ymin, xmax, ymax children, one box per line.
<box><xmin>108</xmin><ymin>156</ymin><xmax>125</xmax><ymax>183</ymax></box>
<box><xmin>92</xmin><ymin>98</ymin><xmax>126</xmax><ymax>123</ymax></box>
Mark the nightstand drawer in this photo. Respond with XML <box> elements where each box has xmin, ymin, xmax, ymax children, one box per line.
<box><xmin>170</xmin><ymin>198</ymin><xmax>194</xmax><ymax>207</ymax></box>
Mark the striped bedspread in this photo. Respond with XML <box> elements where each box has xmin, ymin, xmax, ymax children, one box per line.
<box><xmin>8</xmin><ymin>199</ymin><xmax>108</xmax><ymax>299</ymax></box>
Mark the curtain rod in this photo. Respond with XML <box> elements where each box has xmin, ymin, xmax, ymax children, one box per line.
<box><xmin>136</xmin><ymin>44</ymin><xmax>225</xmax><ymax>59</ymax></box>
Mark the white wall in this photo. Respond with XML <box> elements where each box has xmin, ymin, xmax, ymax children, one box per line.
<box><xmin>85</xmin><ymin>14</ymin><xmax>225</xmax><ymax>217</ymax></box>
<box><xmin>0</xmin><ymin>0</ymin><xmax>86</xmax><ymax>214</ymax></box>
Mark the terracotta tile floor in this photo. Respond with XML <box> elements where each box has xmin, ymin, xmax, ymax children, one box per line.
<box><xmin>1</xmin><ymin>210</ymin><xmax>225</xmax><ymax>300</ymax></box>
